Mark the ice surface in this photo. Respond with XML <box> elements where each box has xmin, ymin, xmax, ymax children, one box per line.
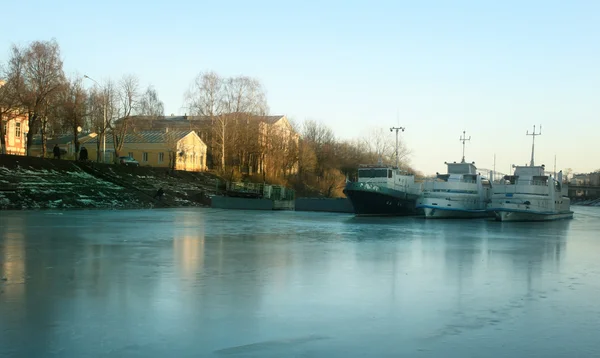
<box><xmin>1</xmin><ymin>207</ymin><xmax>600</xmax><ymax>357</ymax></box>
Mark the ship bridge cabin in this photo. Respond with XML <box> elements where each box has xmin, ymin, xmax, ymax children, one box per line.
<box><xmin>356</xmin><ymin>164</ymin><xmax>414</xmax><ymax>185</ymax></box>
<box><xmin>358</xmin><ymin>166</ymin><xmax>394</xmax><ymax>180</ymax></box>
<box><xmin>435</xmin><ymin>162</ymin><xmax>480</xmax><ymax>183</ymax></box>
<box><xmin>502</xmin><ymin>165</ymin><xmax>548</xmax><ymax>186</ymax></box>
<box><xmin>497</xmin><ymin>164</ymin><xmax>565</xmax><ymax>195</ymax></box>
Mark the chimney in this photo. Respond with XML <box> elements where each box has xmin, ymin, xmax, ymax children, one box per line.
<box><xmin>184</xmin><ymin>113</ymin><xmax>188</xmax><ymax>120</ymax></box>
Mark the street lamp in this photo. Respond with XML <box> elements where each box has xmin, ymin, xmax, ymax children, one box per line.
<box><xmin>389</xmin><ymin>126</ymin><xmax>405</xmax><ymax>169</ymax></box>
<box><xmin>84</xmin><ymin>75</ymin><xmax>107</xmax><ymax>163</ymax></box>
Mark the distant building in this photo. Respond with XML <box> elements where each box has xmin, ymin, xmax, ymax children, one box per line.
<box><xmin>1</xmin><ymin>113</ymin><xmax>28</xmax><ymax>155</ymax></box>
<box><xmin>570</xmin><ymin>172</ymin><xmax>600</xmax><ymax>186</ymax></box>
<box><xmin>1</xmin><ymin>79</ymin><xmax>30</xmax><ymax>155</ymax></box>
<box><xmin>1</xmin><ymin>80</ymin><xmax>28</xmax><ymax>155</ymax></box>
<box><xmin>126</xmin><ymin>113</ymin><xmax>299</xmax><ymax>175</ymax></box>
<box><xmin>591</xmin><ymin>172</ymin><xmax>600</xmax><ymax>186</ymax></box>
<box><xmin>86</xmin><ymin>130</ymin><xmax>207</xmax><ymax>171</ymax></box>
<box><xmin>570</xmin><ymin>174</ymin><xmax>587</xmax><ymax>185</ymax></box>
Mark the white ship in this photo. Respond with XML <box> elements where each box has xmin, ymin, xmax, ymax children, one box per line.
<box><xmin>416</xmin><ymin>131</ymin><xmax>491</xmax><ymax>219</ymax></box>
<box><xmin>486</xmin><ymin>126</ymin><xmax>573</xmax><ymax>222</ymax></box>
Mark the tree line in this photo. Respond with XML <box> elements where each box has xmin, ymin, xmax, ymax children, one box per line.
<box><xmin>0</xmin><ymin>39</ymin><xmax>413</xmax><ymax>197</ymax></box>
<box><xmin>0</xmin><ymin>39</ymin><xmax>165</xmax><ymax>160</ymax></box>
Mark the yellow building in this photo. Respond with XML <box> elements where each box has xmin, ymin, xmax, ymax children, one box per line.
<box><xmin>1</xmin><ymin>114</ymin><xmax>28</xmax><ymax>155</ymax></box>
<box><xmin>86</xmin><ymin>130</ymin><xmax>207</xmax><ymax>171</ymax></box>
<box><xmin>1</xmin><ymin>80</ymin><xmax>29</xmax><ymax>155</ymax></box>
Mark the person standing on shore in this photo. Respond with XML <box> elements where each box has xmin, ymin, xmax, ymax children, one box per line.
<box><xmin>154</xmin><ymin>187</ymin><xmax>164</xmax><ymax>201</ymax></box>
<box><xmin>79</xmin><ymin>146</ymin><xmax>88</xmax><ymax>161</ymax></box>
<box><xmin>53</xmin><ymin>144</ymin><xmax>61</xmax><ymax>159</ymax></box>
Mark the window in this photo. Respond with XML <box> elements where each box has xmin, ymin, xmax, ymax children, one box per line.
<box><xmin>128</xmin><ymin>152</ymin><xmax>134</xmax><ymax>158</ymax></box>
<box><xmin>158</xmin><ymin>152</ymin><xmax>164</xmax><ymax>162</ymax></box>
<box><xmin>15</xmin><ymin>122</ymin><xmax>21</xmax><ymax>138</ymax></box>
<box><xmin>142</xmin><ymin>152</ymin><xmax>149</xmax><ymax>162</ymax></box>
<box><xmin>358</xmin><ymin>169</ymin><xmax>388</xmax><ymax>178</ymax></box>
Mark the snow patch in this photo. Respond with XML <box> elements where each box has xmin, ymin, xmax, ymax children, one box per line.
<box><xmin>18</xmin><ymin>169</ymin><xmax>51</xmax><ymax>175</ymax></box>
<box><xmin>66</xmin><ymin>171</ymin><xmax>95</xmax><ymax>179</ymax></box>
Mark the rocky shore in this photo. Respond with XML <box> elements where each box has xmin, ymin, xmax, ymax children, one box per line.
<box><xmin>0</xmin><ymin>155</ymin><xmax>221</xmax><ymax>210</ymax></box>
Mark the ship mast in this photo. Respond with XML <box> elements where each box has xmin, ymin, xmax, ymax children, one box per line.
<box><xmin>526</xmin><ymin>125</ymin><xmax>542</xmax><ymax>166</ymax></box>
<box><xmin>390</xmin><ymin>126</ymin><xmax>405</xmax><ymax>169</ymax></box>
<box><xmin>493</xmin><ymin>153</ymin><xmax>496</xmax><ymax>182</ymax></box>
<box><xmin>460</xmin><ymin>130</ymin><xmax>471</xmax><ymax>163</ymax></box>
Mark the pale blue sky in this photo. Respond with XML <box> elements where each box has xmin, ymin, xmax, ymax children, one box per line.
<box><xmin>2</xmin><ymin>0</ymin><xmax>598</xmax><ymax>175</ymax></box>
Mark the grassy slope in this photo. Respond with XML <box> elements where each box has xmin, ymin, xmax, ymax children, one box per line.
<box><xmin>0</xmin><ymin>155</ymin><xmax>223</xmax><ymax>210</ymax></box>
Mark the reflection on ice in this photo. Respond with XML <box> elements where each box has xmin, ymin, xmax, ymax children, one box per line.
<box><xmin>0</xmin><ymin>207</ymin><xmax>598</xmax><ymax>357</ymax></box>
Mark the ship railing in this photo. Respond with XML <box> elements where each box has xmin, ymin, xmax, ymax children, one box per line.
<box><xmin>491</xmin><ymin>184</ymin><xmax>549</xmax><ymax>196</ymax></box>
<box><xmin>423</xmin><ymin>180</ymin><xmax>478</xmax><ymax>191</ymax></box>
<box><xmin>515</xmin><ymin>180</ymin><xmax>548</xmax><ymax>186</ymax></box>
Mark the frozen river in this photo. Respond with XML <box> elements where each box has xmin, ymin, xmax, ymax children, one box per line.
<box><xmin>1</xmin><ymin>207</ymin><xmax>600</xmax><ymax>357</ymax></box>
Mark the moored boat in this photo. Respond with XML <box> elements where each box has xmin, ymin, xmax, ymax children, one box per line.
<box><xmin>343</xmin><ymin>164</ymin><xmax>423</xmax><ymax>216</ymax></box>
<box><xmin>416</xmin><ymin>131</ymin><xmax>491</xmax><ymax>219</ymax></box>
<box><xmin>486</xmin><ymin>126</ymin><xmax>573</xmax><ymax>222</ymax></box>
<box><xmin>416</xmin><ymin>161</ymin><xmax>491</xmax><ymax>219</ymax></box>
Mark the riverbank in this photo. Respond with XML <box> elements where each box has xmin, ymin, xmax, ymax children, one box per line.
<box><xmin>0</xmin><ymin>154</ymin><xmax>220</xmax><ymax>210</ymax></box>
<box><xmin>572</xmin><ymin>198</ymin><xmax>600</xmax><ymax>206</ymax></box>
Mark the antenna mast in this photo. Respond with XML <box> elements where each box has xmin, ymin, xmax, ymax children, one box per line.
<box><xmin>459</xmin><ymin>130</ymin><xmax>471</xmax><ymax>163</ymax></box>
<box><xmin>390</xmin><ymin>126</ymin><xmax>405</xmax><ymax>169</ymax></box>
<box><xmin>493</xmin><ymin>153</ymin><xmax>496</xmax><ymax>182</ymax></box>
<box><xmin>526</xmin><ymin>125</ymin><xmax>542</xmax><ymax>166</ymax></box>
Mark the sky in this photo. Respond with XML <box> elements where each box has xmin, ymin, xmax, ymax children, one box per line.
<box><xmin>1</xmin><ymin>0</ymin><xmax>599</xmax><ymax>175</ymax></box>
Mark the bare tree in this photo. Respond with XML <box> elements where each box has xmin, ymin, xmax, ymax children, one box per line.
<box><xmin>222</xmin><ymin>75</ymin><xmax>269</xmax><ymax>172</ymax></box>
<box><xmin>185</xmin><ymin>72</ymin><xmax>224</xmax><ymax>168</ymax></box>
<box><xmin>7</xmin><ymin>39</ymin><xmax>65</xmax><ymax>156</ymax></box>
<box><xmin>137</xmin><ymin>85</ymin><xmax>164</xmax><ymax>120</ymax></box>
<box><xmin>297</xmin><ymin>138</ymin><xmax>318</xmax><ymax>178</ymax></box>
<box><xmin>87</xmin><ymin>87</ymin><xmax>104</xmax><ymax>161</ymax></box>
<box><xmin>362</xmin><ymin>127</ymin><xmax>410</xmax><ymax>168</ymax></box>
<box><xmin>320</xmin><ymin>168</ymin><xmax>347</xmax><ymax>198</ymax></box>
<box><xmin>86</xmin><ymin>80</ymin><xmax>117</xmax><ymax>162</ymax></box>
<box><xmin>301</xmin><ymin>119</ymin><xmax>336</xmax><ymax>177</ymax></box>
<box><xmin>57</xmin><ymin>76</ymin><xmax>88</xmax><ymax>157</ymax></box>
<box><xmin>110</xmin><ymin>75</ymin><xmax>139</xmax><ymax>159</ymax></box>
<box><xmin>186</xmin><ymin>72</ymin><xmax>269</xmax><ymax>171</ymax></box>
<box><xmin>260</xmin><ymin>120</ymin><xmax>299</xmax><ymax>178</ymax></box>
<box><xmin>279</xmin><ymin>124</ymin><xmax>300</xmax><ymax>177</ymax></box>
<box><xmin>335</xmin><ymin>138</ymin><xmax>370</xmax><ymax>179</ymax></box>
<box><xmin>362</xmin><ymin>128</ymin><xmax>394</xmax><ymax>164</ymax></box>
